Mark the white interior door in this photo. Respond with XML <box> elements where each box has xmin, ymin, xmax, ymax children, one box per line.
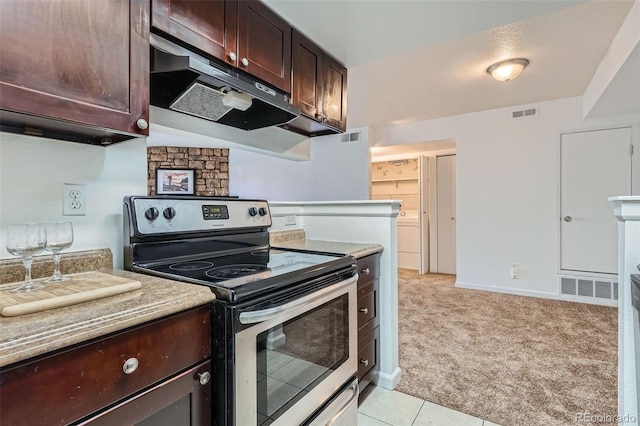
<box><xmin>419</xmin><ymin>156</ymin><xmax>430</xmax><ymax>274</ymax></box>
<box><xmin>436</xmin><ymin>155</ymin><xmax>456</xmax><ymax>274</ymax></box>
<box><xmin>561</xmin><ymin>127</ymin><xmax>632</xmax><ymax>274</ymax></box>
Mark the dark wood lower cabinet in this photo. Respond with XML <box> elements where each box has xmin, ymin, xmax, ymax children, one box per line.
<box><xmin>0</xmin><ymin>306</ymin><xmax>212</xmax><ymax>426</ymax></box>
<box><xmin>356</xmin><ymin>253</ymin><xmax>381</xmax><ymax>402</ymax></box>
<box><xmin>81</xmin><ymin>360</ymin><xmax>211</xmax><ymax>426</ymax></box>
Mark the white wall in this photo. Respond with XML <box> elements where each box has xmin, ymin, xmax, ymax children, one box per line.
<box><xmin>374</xmin><ymin>96</ymin><xmax>640</xmax><ymax>300</ymax></box>
<box><xmin>230</xmin><ymin>128</ymin><xmax>371</xmax><ymax>201</ymax></box>
<box><xmin>0</xmin><ymin>133</ymin><xmax>148</xmax><ymax>268</ymax></box>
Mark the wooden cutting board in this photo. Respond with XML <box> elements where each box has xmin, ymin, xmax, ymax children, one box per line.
<box><xmin>0</xmin><ymin>271</ymin><xmax>141</xmax><ymax>317</ymax></box>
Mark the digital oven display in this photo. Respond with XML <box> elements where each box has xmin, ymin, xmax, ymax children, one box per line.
<box><xmin>202</xmin><ymin>205</ymin><xmax>229</xmax><ymax>220</ymax></box>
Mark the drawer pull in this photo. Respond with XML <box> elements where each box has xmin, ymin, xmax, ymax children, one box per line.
<box><xmin>122</xmin><ymin>357</ymin><xmax>139</xmax><ymax>375</ymax></box>
<box><xmin>361</xmin><ymin>267</ymin><xmax>370</xmax><ymax>275</ymax></box>
<box><xmin>359</xmin><ymin>359</ymin><xmax>369</xmax><ymax>366</ymax></box>
<box><xmin>359</xmin><ymin>307</ymin><xmax>369</xmax><ymax>314</ymax></box>
<box><xmin>198</xmin><ymin>371</ymin><xmax>211</xmax><ymax>386</ymax></box>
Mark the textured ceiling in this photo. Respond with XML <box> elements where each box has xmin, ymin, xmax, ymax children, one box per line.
<box><xmin>265</xmin><ymin>0</ymin><xmax>635</xmax><ymax>128</ymax></box>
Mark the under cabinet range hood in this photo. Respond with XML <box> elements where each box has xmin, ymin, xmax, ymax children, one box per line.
<box><xmin>150</xmin><ymin>33</ymin><xmax>300</xmax><ymax>131</ymax></box>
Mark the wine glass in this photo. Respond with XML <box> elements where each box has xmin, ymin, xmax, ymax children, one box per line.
<box><xmin>5</xmin><ymin>223</ymin><xmax>47</xmax><ymax>293</ymax></box>
<box><xmin>44</xmin><ymin>222</ymin><xmax>74</xmax><ymax>283</ymax></box>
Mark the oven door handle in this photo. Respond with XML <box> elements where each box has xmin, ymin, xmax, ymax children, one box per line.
<box><xmin>327</xmin><ymin>381</ymin><xmax>359</xmax><ymax>426</ymax></box>
<box><xmin>238</xmin><ymin>275</ymin><xmax>356</xmax><ymax>325</ymax></box>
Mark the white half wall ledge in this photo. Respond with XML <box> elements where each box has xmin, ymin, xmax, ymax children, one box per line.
<box><xmin>269</xmin><ymin>200</ymin><xmax>402</xmax><ymax>217</ymax></box>
<box><xmin>610</xmin><ymin>196</ymin><xmax>640</xmax><ymax>424</ymax></box>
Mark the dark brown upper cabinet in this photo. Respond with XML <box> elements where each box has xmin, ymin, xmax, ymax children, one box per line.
<box><xmin>0</xmin><ymin>0</ymin><xmax>150</xmax><ymax>145</ymax></box>
<box><xmin>291</xmin><ymin>29</ymin><xmax>347</xmax><ymax>133</ymax></box>
<box><xmin>152</xmin><ymin>0</ymin><xmax>291</xmax><ymax>93</ymax></box>
<box><xmin>152</xmin><ymin>0</ymin><xmax>237</xmax><ymax>66</ymax></box>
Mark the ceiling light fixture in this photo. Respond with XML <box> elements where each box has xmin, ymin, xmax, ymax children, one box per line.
<box><xmin>487</xmin><ymin>58</ymin><xmax>529</xmax><ymax>82</ymax></box>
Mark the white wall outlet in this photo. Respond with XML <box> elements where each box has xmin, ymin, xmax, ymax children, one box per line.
<box><xmin>510</xmin><ymin>263</ymin><xmax>519</xmax><ymax>279</ymax></box>
<box><xmin>285</xmin><ymin>215</ymin><xmax>297</xmax><ymax>226</ymax></box>
<box><xmin>63</xmin><ymin>184</ymin><xmax>86</xmax><ymax>216</ymax></box>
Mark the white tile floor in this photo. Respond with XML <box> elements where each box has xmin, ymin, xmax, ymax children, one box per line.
<box><xmin>358</xmin><ymin>386</ymin><xmax>501</xmax><ymax>426</ymax></box>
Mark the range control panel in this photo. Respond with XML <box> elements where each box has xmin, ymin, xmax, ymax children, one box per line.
<box><xmin>127</xmin><ymin>196</ymin><xmax>271</xmax><ymax>235</ymax></box>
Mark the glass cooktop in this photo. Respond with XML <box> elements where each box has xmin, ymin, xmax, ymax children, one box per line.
<box><xmin>136</xmin><ymin>248</ymin><xmax>353</xmax><ymax>302</ymax></box>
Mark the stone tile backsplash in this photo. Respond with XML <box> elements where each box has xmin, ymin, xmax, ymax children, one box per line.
<box><xmin>147</xmin><ymin>146</ymin><xmax>229</xmax><ymax>196</ymax></box>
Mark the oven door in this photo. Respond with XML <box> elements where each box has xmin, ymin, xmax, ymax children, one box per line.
<box><xmin>234</xmin><ymin>274</ymin><xmax>358</xmax><ymax>426</ymax></box>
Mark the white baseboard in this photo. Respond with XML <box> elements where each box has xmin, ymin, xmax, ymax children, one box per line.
<box><xmin>375</xmin><ymin>366</ymin><xmax>402</xmax><ymax>390</ymax></box>
<box><xmin>455</xmin><ymin>281</ymin><xmax>618</xmax><ymax>307</ymax></box>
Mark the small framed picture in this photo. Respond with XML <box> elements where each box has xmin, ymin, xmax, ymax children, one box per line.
<box><xmin>156</xmin><ymin>169</ymin><xmax>195</xmax><ymax>195</ymax></box>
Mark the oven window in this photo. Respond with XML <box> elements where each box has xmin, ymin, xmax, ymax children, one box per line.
<box><xmin>255</xmin><ymin>294</ymin><xmax>349</xmax><ymax>425</ymax></box>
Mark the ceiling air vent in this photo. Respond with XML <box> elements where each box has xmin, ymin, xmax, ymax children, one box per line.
<box><xmin>510</xmin><ymin>106</ymin><xmax>538</xmax><ymax>120</ymax></box>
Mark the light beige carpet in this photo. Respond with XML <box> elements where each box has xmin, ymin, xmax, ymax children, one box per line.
<box><xmin>395</xmin><ymin>270</ymin><xmax>617</xmax><ymax>426</ymax></box>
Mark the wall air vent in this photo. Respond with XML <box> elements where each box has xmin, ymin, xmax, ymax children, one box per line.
<box><xmin>340</xmin><ymin>132</ymin><xmax>361</xmax><ymax>143</ymax></box>
<box><xmin>510</xmin><ymin>106</ymin><xmax>538</xmax><ymax>120</ymax></box>
<box><xmin>560</xmin><ymin>276</ymin><xmax>618</xmax><ymax>302</ymax></box>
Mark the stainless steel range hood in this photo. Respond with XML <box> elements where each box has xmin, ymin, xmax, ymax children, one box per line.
<box><xmin>150</xmin><ymin>33</ymin><xmax>300</xmax><ymax>131</ymax></box>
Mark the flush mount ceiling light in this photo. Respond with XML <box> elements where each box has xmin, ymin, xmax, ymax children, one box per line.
<box><xmin>487</xmin><ymin>58</ymin><xmax>529</xmax><ymax>82</ymax></box>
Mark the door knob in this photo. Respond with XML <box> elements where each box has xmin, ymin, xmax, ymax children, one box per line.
<box><xmin>241</xmin><ymin>58</ymin><xmax>249</xmax><ymax>67</ymax></box>
<box><xmin>564</xmin><ymin>216</ymin><xmax>572</xmax><ymax>222</ymax></box>
<box><xmin>229</xmin><ymin>52</ymin><xmax>237</xmax><ymax>61</ymax></box>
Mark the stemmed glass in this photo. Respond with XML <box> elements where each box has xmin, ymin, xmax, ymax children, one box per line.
<box><xmin>44</xmin><ymin>222</ymin><xmax>74</xmax><ymax>283</ymax></box>
<box><xmin>5</xmin><ymin>223</ymin><xmax>47</xmax><ymax>293</ymax></box>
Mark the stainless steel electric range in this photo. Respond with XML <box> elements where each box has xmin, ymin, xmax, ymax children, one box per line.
<box><xmin>123</xmin><ymin>196</ymin><xmax>359</xmax><ymax>426</ymax></box>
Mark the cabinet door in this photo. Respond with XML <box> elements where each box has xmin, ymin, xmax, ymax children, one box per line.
<box><xmin>292</xmin><ymin>29</ymin><xmax>323</xmax><ymax>119</ymax></box>
<box><xmin>237</xmin><ymin>0</ymin><xmax>291</xmax><ymax>93</ymax></box>
<box><xmin>0</xmin><ymin>0</ymin><xmax>149</xmax><ymax>137</ymax></box>
<box><xmin>82</xmin><ymin>361</ymin><xmax>211</xmax><ymax>426</ymax></box>
<box><xmin>322</xmin><ymin>56</ymin><xmax>348</xmax><ymax>131</ymax></box>
<box><xmin>152</xmin><ymin>0</ymin><xmax>237</xmax><ymax>66</ymax></box>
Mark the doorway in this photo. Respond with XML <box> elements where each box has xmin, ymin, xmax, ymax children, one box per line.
<box><xmin>370</xmin><ymin>141</ymin><xmax>457</xmax><ymax>275</ymax></box>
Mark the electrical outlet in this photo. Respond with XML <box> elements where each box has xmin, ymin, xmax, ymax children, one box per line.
<box><xmin>63</xmin><ymin>184</ymin><xmax>86</xmax><ymax>216</ymax></box>
<box><xmin>285</xmin><ymin>215</ymin><xmax>297</xmax><ymax>226</ymax></box>
<box><xmin>510</xmin><ymin>263</ymin><xmax>519</xmax><ymax>279</ymax></box>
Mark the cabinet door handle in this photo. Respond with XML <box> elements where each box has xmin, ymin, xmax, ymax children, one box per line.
<box><xmin>229</xmin><ymin>52</ymin><xmax>237</xmax><ymax>61</ymax></box>
<box><xmin>136</xmin><ymin>118</ymin><xmax>148</xmax><ymax>130</ymax></box>
<box><xmin>359</xmin><ymin>307</ymin><xmax>368</xmax><ymax>314</ymax></box>
<box><xmin>241</xmin><ymin>58</ymin><xmax>249</xmax><ymax>67</ymax></box>
<box><xmin>359</xmin><ymin>359</ymin><xmax>369</xmax><ymax>366</ymax></box>
<box><xmin>122</xmin><ymin>357</ymin><xmax>139</xmax><ymax>374</ymax></box>
<box><xmin>564</xmin><ymin>216</ymin><xmax>572</xmax><ymax>222</ymax></box>
<box><xmin>360</xmin><ymin>267</ymin><xmax>370</xmax><ymax>275</ymax></box>
<box><xmin>198</xmin><ymin>371</ymin><xmax>211</xmax><ymax>385</ymax></box>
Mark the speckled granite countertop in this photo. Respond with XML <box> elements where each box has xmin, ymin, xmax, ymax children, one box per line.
<box><xmin>0</xmin><ymin>268</ymin><xmax>215</xmax><ymax>368</ymax></box>
<box><xmin>270</xmin><ymin>229</ymin><xmax>383</xmax><ymax>259</ymax></box>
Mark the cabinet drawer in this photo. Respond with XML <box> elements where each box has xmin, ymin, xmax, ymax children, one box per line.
<box><xmin>357</xmin><ymin>328</ymin><xmax>379</xmax><ymax>382</ymax></box>
<box><xmin>357</xmin><ymin>253</ymin><xmax>380</xmax><ymax>287</ymax></box>
<box><xmin>357</xmin><ymin>281</ymin><xmax>377</xmax><ymax>334</ymax></box>
<box><xmin>0</xmin><ymin>306</ymin><xmax>211</xmax><ymax>426</ymax></box>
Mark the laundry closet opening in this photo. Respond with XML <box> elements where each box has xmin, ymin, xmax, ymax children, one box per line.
<box><xmin>370</xmin><ymin>140</ymin><xmax>457</xmax><ymax>275</ymax></box>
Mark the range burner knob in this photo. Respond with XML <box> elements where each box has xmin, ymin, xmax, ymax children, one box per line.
<box><xmin>163</xmin><ymin>207</ymin><xmax>176</xmax><ymax>219</ymax></box>
<box><xmin>145</xmin><ymin>207</ymin><xmax>159</xmax><ymax>221</ymax></box>
<box><xmin>248</xmin><ymin>207</ymin><xmax>258</xmax><ymax>217</ymax></box>
<box><xmin>258</xmin><ymin>207</ymin><xmax>267</xmax><ymax>216</ymax></box>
